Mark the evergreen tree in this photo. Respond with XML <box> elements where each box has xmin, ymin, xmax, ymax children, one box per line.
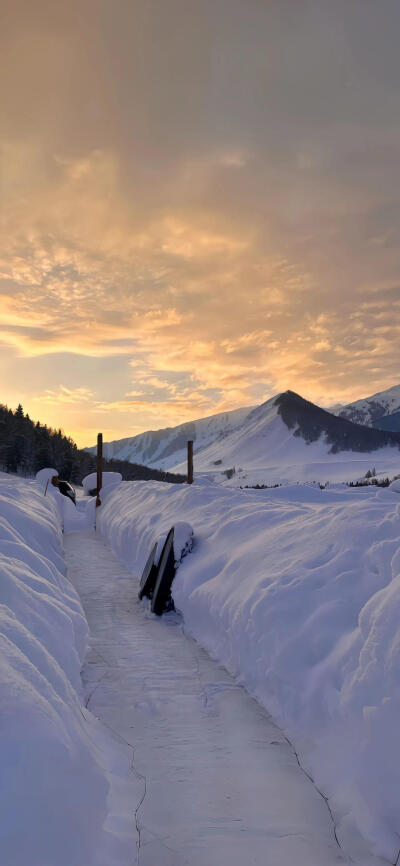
<box><xmin>0</xmin><ymin>403</ymin><xmax>185</xmax><ymax>485</ymax></box>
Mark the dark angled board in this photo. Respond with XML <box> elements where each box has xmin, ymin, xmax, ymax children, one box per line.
<box><xmin>138</xmin><ymin>541</ymin><xmax>159</xmax><ymax>600</ymax></box>
<box><xmin>151</xmin><ymin>527</ymin><xmax>176</xmax><ymax>616</ymax></box>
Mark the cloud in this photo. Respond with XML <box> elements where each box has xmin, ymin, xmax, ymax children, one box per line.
<box><xmin>1</xmin><ymin>0</ymin><xmax>400</xmax><ymax>444</ymax></box>
<box><xmin>34</xmin><ymin>386</ymin><xmax>95</xmax><ymax>406</ymax></box>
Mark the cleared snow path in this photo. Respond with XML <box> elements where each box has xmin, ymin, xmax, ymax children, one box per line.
<box><xmin>65</xmin><ymin>530</ymin><xmax>348</xmax><ymax>866</ymax></box>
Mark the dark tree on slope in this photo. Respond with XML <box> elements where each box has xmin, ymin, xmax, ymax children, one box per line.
<box><xmin>0</xmin><ymin>404</ymin><xmax>186</xmax><ymax>485</ymax></box>
<box><xmin>275</xmin><ymin>391</ymin><xmax>400</xmax><ymax>453</ymax></box>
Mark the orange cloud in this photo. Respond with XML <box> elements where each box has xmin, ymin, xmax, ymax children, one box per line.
<box><xmin>1</xmin><ymin>2</ymin><xmax>400</xmax><ymax>448</ymax></box>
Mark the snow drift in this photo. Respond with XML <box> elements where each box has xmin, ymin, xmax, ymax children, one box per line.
<box><xmin>0</xmin><ymin>475</ymin><xmax>133</xmax><ymax>866</ymax></box>
<box><xmin>98</xmin><ymin>478</ymin><xmax>400</xmax><ymax>864</ymax></box>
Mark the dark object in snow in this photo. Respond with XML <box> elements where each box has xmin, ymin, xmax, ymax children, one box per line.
<box><xmin>241</xmin><ymin>483</ymin><xmax>281</xmax><ymax>489</ymax></box>
<box><xmin>223</xmin><ymin>467</ymin><xmax>235</xmax><ymax>479</ymax></box>
<box><xmin>151</xmin><ymin>528</ymin><xmax>176</xmax><ymax>616</ymax></box>
<box><xmin>51</xmin><ymin>476</ymin><xmax>76</xmax><ymax>505</ymax></box>
<box><xmin>138</xmin><ymin>541</ymin><xmax>159</xmax><ymax>600</ymax></box>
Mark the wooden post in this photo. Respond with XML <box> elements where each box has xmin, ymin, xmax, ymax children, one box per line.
<box><xmin>96</xmin><ymin>432</ymin><xmax>103</xmax><ymax>507</ymax></box>
<box><xmin>187</xmin><ymin>440</ymin><xmax>193</xmax><ymax>484</ymax></box>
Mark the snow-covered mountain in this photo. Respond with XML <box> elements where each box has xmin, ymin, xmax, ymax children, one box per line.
<box><xmin>171</xmin><ymin>391</ymin><xmax>400</xmax><ymax>483</ymax></box>
<box><xmin>88</xmin><ymin>389</ymin><xmax>400</xmax><ymax>484</ymax></box>
<box><xmin>86</xmin><ymin>405</ymin><xmax>253</xmax><ymax>471</ymax></box>
<box><xmin>339</xmin><ymin>384</ymin><xmax>400</xmax><ymax>431</ymax></box>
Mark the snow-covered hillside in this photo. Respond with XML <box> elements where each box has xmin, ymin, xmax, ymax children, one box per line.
<box><xmin>171</xmin><ymin>392</ymin><xmax>400</xmax><ymax>485</ymax></box>
<box><xmin>0</xmin><ymin>475</ymin><xmax>135</xmax><ymax>865</ymax></box>
<box><xmin>86</xmin><ymin>405</ymin><xmax>252</xmax><ymax>470</ymax></box>
<box><xmin>339</xmin><ymin>385</ymin><xmax>400</xmax><ymax>431</ymax></box>
<box><xmin>98</xmin><ymin>478</ymin><xmax>400</xmax><ymax>865</ymax></box>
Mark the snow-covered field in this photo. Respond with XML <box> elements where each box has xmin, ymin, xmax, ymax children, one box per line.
<box><xmin>0</xmin><ymin>474</ymin><xmax>135</xmax><ymax>866</ymax></box>
<box><xmin>98</xmin><ymin>478</ymin><xmax>400</xmax><ymax>864</ymax></box>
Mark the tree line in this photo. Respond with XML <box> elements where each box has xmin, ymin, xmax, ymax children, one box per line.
<box><xmin>0</xmin><ymin>404</ymin><xmax>186</xmax><ymax>485</ymax></box>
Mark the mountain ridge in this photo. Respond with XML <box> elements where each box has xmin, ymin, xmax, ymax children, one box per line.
<box><xmin>86</xmin><ymin>405</ymin><xmax>253</xmax><ymax>470</ymax></box>
<box><xmin>339</xmin><ymin>384</ymin><xmax>400</xmax><ymax>431</ymax></box>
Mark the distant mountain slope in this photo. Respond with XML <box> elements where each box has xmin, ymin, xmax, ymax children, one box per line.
<box><xmin>86</xmin><ymin>406</ymin><xmax>253</xmax><ymax>470</ymax></box>
<box><xmin>339</xmin><ymin>384</ymin><xmax>400</xmax><ymax>430</ymax></box>
<box><xmin>276</xmin><ymin>391</ymin><xmax>400</xmax><ymax>451</ymax></box>
<box><xmin>374</xmin><ymin>410</ymin><xmax>400</xmax><ymax>432</ymax></box>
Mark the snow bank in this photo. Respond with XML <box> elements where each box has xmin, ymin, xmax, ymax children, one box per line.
<box><xmin>0</xmin><ymin>475</ymin><xmax>133</xmax><ymax>865</ymax></box>
<box><xmin>35</xmin><ymin>467</ymin><xmax>101</xmax><ymax>532</ymax></box>
<box><xmin>82</xmin><ymin>471</ymin><xmax>122</xmax><ymax>497</ymax></box>
<box><xmin>35</xmin><ymin>466</ymin><xmax>59</xmax><ymax>491</ymax></box>
<box><xmin>98</xmin><ymin>479</ymin><xmax>400</xmax><ymax>864</ymax></box>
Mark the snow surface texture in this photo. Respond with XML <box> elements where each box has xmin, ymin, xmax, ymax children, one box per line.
<box><xmin>0</xmin><ymin>475</ymin><xmax>135</xmax><ymax>865</ymax></box>
<box><xmin>98</xmin><ymin>479</ymin><xmax>400</xmax><ymax>865</ymax></box>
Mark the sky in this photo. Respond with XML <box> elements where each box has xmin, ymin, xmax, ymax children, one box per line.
<box><xmin>1</xmin><ymin>0</ymin><xmax>400</xmax><ymax>447</ymax></box>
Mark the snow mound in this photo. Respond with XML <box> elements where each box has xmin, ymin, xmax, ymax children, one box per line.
<box><xmin>97</xmin><ymin>478</ymin><xmax>400</xmax><ymax>864</ymax></box>
<box><xmin>82</xmin><ymin>471</ymin><xmax>122</xmax><ymax>497</ymax></box>
<box><xmin>35</xmin><ymin>466</ymin><xmax>58</xmax><ymax>491</ymax></box>
<box><xmin>173</xmin><ymin>520</ymin><xmax>194</xmax><ymax>564</ymax></box>
<box><xmin>152</xmin><ymin>520</ymin><xmax>194</xmax><ymax>568</ymax></box>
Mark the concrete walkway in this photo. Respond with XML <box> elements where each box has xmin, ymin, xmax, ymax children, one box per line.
<box><xmin>65</xmin><ymin>530</ymin><xmax>347</xmax><ymax>866</ymax></box>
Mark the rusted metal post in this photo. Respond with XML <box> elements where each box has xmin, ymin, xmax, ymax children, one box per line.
<box><xmin>187</xmin><ymin>440</ymin><xmax>193</xmax><ymax>484</ymax></box>
<box><xmin>96</xmin><ymin>432</ymin><xmax>103</xmax><ymax>507</ymax></box>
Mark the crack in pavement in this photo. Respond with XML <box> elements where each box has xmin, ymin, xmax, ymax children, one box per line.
<box><xmin>93</xmin><ymin>713</ymin><xmax>148</xmax><ymax>866</ymax></box>
<box><xmin>282</xmin><ymin>733</ymin><xmax>349</xmax><ymax>860</ymax></box>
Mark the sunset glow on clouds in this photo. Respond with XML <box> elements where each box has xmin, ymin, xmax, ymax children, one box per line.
<box><xmin>1</xmin><ymin>1</ymin><xmax>400</xmax><ymax>445</ymax></box>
